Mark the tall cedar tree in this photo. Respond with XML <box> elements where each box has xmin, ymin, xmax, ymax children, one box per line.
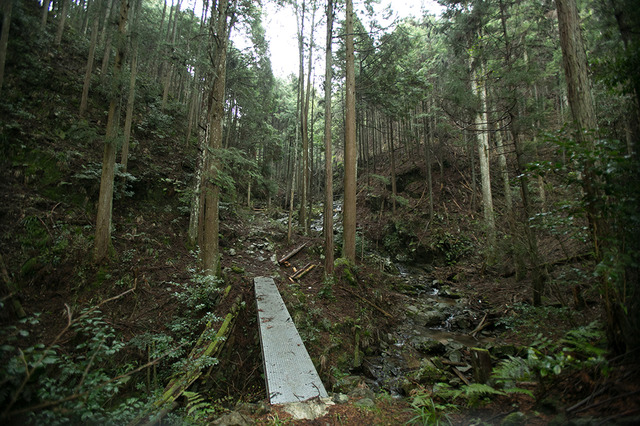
<box><xmin>342</xmin><ymin>0</ymin><xmax>356</xmax><ymax>261</ymax></box>
<box><xmin>94</xmin><ymin>0</ymin><xmax>130</xmax><ymax>262</ymax></box>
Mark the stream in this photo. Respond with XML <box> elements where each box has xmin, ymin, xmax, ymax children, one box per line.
<box><xmin>280</xmin><ymin>204</ymin><xmax>496</xmax><ymax>395</ymax></box>
<box><xmin>362</xmin><ymin>262</ymin><xmax>494</xmax><ymax>396</ymax></box>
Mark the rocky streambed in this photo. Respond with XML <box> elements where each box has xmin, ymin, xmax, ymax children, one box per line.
<box><xmin>359</xmin><ymin>263</ymin><xmax>515</xmax><ymax>396</ymax></box>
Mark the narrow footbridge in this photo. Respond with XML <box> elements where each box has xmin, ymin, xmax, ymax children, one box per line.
<box><xmin>254</xmin><ymin>277</ymin><xmax>328</xmax><ymax>404</ymax></box>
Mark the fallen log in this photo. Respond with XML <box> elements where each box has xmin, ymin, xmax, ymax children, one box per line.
<box><xmin>278</xmin><ymin>242</ymin><xmax>307</xmax><ymax>265</ymax></box>
<box><xmin>130</xmin><ymin>290</ymin><xmax>243</xmax><ymax>426</ymax></box>
<box><xmin>470</xmin><ymin>312</ymin><xmax>488</xmax><ymax>338</ymax></box>
<box><xmin>155</xmin><ymin>295</ymin><xmax>242</xmax><ymax>408</ymax></box>
<box><xmin>451</xmin><ymin>366</ymin><xmax>471</xmax><ymax>386</ymax></box>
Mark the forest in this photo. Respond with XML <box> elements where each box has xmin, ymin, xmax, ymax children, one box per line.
<box><xmin>0</xmin><ymin>0</ymin><xmax>639</xmax><ymax>424</ymax></box>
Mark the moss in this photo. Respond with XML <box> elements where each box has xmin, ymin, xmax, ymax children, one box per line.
<box><xmin>21</xmin><ymin>257</ymin><xmax>42</xmax><ymax>277</ymax></box>
<box><xmin>231</xmin><ymin>265</ymin><xmax>245</xmax><ymax>274</ymax></box>
<box><xmin>334</xmin><ymin>257</ymin><xmax>357</xmax><ymax>286</ymax></box>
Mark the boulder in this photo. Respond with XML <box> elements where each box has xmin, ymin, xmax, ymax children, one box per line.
<box><xmin>212</xmin><ymin>411</ymin><xmax>254</xmax><ymax>426</ymax></box>
<box><xmin>415</xmin><ymin>337</ymin><xmax>446</xmax><ymax>355</ymax></box>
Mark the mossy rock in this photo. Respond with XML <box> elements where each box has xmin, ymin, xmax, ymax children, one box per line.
<box><xmin>412</xmin><ymin>359</ymin><xmax>446</xmax><ymax>384</ymax></box>
<box><xmin>501</xmin><ymin>411</ymin><xmax>526</xmax><ymax>425</ymax></box>
<box><xmin>334</xmin><ymin>257</ymin><xmax>357</xmax><ymax>286</ymax></box>
<box><xmin>415</xmin><ymin>337</ymin><xmax>446</xmax><ymax>355</ymax></box>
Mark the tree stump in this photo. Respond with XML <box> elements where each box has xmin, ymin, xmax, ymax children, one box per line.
<box><xmin>470</xmin><ymin>347</ymin><xmax>492</xmax><ymax>384</ymax></box>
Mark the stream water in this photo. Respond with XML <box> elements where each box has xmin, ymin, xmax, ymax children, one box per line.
<box><xmin>279</xmin><ymin>204</ymin><xmax>494</xmax><ymax>394</ymax></box>
<box><xmin>363</xmin><ymin>262</ymin><xmax>494</xmax><ymax>396</ymax></box>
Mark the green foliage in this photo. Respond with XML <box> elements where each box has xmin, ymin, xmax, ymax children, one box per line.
<box><xmin>431</xmin><ymin>231</ymin><xmax>471</xmax><ymax>265</ymax></box>
<box><xmin>540</xmin><ymin>129</ymin><xmax>640</xmax><ymax>351</ymax></box>
<box><xmin>0</xmin><ymin>309</ymin><xmax>144</xmax><ymax>424</ymax></box>
<box><xmin>170</xmin><ymin>271</ymin><xmax>225</xmax><ymax>313</ymax></box>
<box><xmin>492</xmin><ymin>322</ymin><xmax>608</xmax><ymax>395</ymax></box>
<box><xmin>183</xmin><ymin>391</ymin><xmax>228</xmax><ymax>422</ymax></box>
<box><xmin>73</xmin><ymin>162</ymin><xmax>137</xmax><ymax>200</ymax></box>
<box><xmin>407</xmin><ymin>388</ymin><xmax>454</xmax><ymax>425</ymax></box>
<box><xmin>370</xmin><ymin>174</ymin><xmax>391</xmax><ymax>186</ymax></box>
<box><xmin>432</xmin><ymin>382</ymin><xmax>504</xmax><ymax>408</ymax></box>
<box><xmin>334</xmin><ymin>257</ymin><xmax>358</xmax><ymax>285</ymax></box>
<box><xmin>318</xmin><ymin>275</ymin><xmax>336</xmax><ymax>300</ymax></box>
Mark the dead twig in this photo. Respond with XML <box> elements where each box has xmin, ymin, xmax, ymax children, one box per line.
<box><xmin>470</xmin><ymin>312</ymin><xmax>488</xmax><ymax>338</ymax></box>
<box><xmin>340</xmin><ymin>286</ymin><xmax>393</xmax><ymax>318</ymax></box>
<box><xmin>451</xmin><ymin>366</ymin><xmax>471</xmax><ymax>386</ymax></box>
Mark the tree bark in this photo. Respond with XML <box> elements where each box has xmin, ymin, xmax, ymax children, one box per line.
<box><xmin>470</xmin><ymin>58</ymin><xmax>496</xmax><ymax>251</ymax></box>
<box><xmin>94</xmin><ymin>0</ymin><xmax>130</xmax><ymax>262</ymax></box>
<box><xmin>323</xmin><ymin>0</ymin><xmax>334</xmax><ymax>274</ymax></box>
<box><xmin>301</xmin><ymin>0</ymin><xmax>315</xmax><ymax>234</ymax></box>
<box><xmin>79</xmin><ymin>18</ymin><xmax>99</xmax><ymax>116</ymax></box>
<box><xmin>343</xmin><ymin>0</ymin><xmax>357</xmax><ymax>261</ymax></box>
<box><xmin>120</xmin><ymin>36</ymin><xmax>138</xmax><ymax>174</ymax></box>
<box><xmin>296</xmin><ymin>0</ymin><xmax>307</xmax><ymax>233</ymax></box>
<box><xmin>0</xmin><ymin>0</ymin><xmax>12</xmax><ymax>96</ymax></box>
<box><xmin>54</xmin><ymin>0</ymin><xmax>69</xmax><ymax>46</ymax></box>
<box><xmin>422</xmin><ymin>101</ymin><xmax>434</xmax><ymax>221</ymax></box>
<box><xmin>41</xmin><ymin>0</ymin><xmax>50</xmax><ymax>30</ymax></box>
<box><xmin>200</xmin><ymin>0</ymin><xmax>235</xmax><ymax>275</ymax></box>
<box><xmin>555</xmin><ymin>0</ymin><xmax>631</xmax><ymax>351</ymax></box>
<box><xmin>389</xmin><ymin>118</ymin><xmax>397</xmax><ymax>215</ymax></box>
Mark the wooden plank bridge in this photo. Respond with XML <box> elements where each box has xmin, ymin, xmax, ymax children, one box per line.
<box><xmin>254</xmin><ymin>277</ymin><xmax>328</xmax><ymax>404</ymax></box>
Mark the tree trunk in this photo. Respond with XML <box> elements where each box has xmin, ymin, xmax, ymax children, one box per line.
<box><xmin>80</xmin><ymin>18</ymin><xmax>98</xmax><ymax>116</ymax></box>
<box><xmin>470</xmin><ymin>59</ymin><xmax>496</xmax><ymax>251</ymax></box>
<box><xmin>0</xmin><ymin>0</ymin><xmax>13</xmax><ymax>95</ymax></box>
<box><xmin>389</xmin><ymin>118</ymin><xmax>397</xmax><ymax>215</ymax></box>
<box><xmin>302</xmin><ymin>2</ymin><xmax>315</xmax><ymax>234</ymax></box>
<box><xmin>342</xmin><ymin>0</ymin><xmax>357</xmax><ymax>261</ymax></box>
<box><xmin>422</xmin><ymin>101</ymin><xmax>434</xmax><ymax>221</ymax></box>
<box><xmin>296</xmin><ymin>0</ymin><xmax>307</xmax><ymax>233</ymax></box>
<box><xmin>94</xmin><ymin>0</ymin><xmax>130</xmax><ymax>262</ymax></box>
<box><xmin>323</xmin><ymin>0</ymin><xmax>334</xmax><ymax>274</ymax></box>
<box><xmin>54</xmin><ymin>0</ymin><xmax>69</xmax><ymax>46</ymax></box>
<box><xmin>41</xmin><ymin>0</ymin><xmax>50</xmax><ymax>30</ymax></box>
<box><xmin>120</xmin><ymin>35</ymin><xmax>138</xmax><ymax>174</ymax></box>
<box><xmin>556</xmin><ymin>0</ymin><xmax>631</xmax><ymax>352</ymax></box>
<box><xmin>200</xmin><ymin>1</ymin><xmax>235</xmax><ymax>275</ymax></box>
<box><xmin>495</xmin><ymin>125</ymin><xmax>512</xmax><ymax>216</ymax></box>
<box><xmin>99</xmin><ymin>0</ymin><xmax>113</xmax><ymax>48</ymax></box>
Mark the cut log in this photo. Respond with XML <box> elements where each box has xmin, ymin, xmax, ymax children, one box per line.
<box><xmin>470</xmin><ymin>347</ymin><xmax>492</xmax><ymax>384</ymax></box>
<box><xmin>278</xmin><ymin>242</ymin><xmax>307</xmax><ymax>265</ymax></box>
<box><xmin>291</xmin><ymin>263</ymin><xmax>315</xmax><ymax>280</ymax></box>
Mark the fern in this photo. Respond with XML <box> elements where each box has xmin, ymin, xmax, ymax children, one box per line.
<box><xmin>504</xmin><ymin>387</ymin><xmax>534</xmax><ymax>398</ymax></box>
<box><xmin>370</xmin><ymin>174</ymin><xmax>391</xmax><ymax>186</ymax></box>
<box><xmin>459</xmin><ymin>383</ymin><xmax>505</xmax><ymax>398</ymax></box>
<box><xmin>493</xmin><ymin>355</ymin><xmax>534</xmax><ymax>384</ymax></box>
<box><xmin>183</xmin><ymin>391</ymin><xmax>218</xmax><ymax>422</ymax></box>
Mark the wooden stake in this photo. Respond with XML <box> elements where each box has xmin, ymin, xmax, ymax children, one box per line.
<box><xmin>470</xmin><ymin>347</ymin><xmax>492</xmax><ymax>384</ymax></box>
